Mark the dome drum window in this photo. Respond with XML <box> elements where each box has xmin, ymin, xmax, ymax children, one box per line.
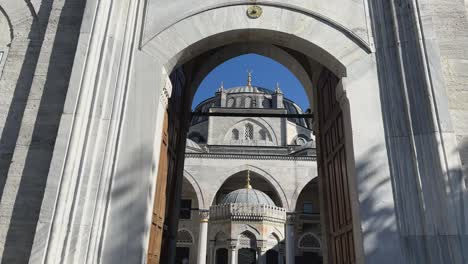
<box><xmin>232</xmin><ymin>129</ymin><xmax>239</xmax><ymax>140</ymax></box>
<box><xmin>259</xmin><ymin>129</ymin><xmax>267</xmax><ymax>141</ymax></box>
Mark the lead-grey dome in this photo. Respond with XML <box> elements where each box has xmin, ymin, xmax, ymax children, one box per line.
<box><xmin>224</xmin><ymin>85</ymin><xmax>274</xmax><ymax>94</ymax></box>
<box><xmin>221</xmin><ymin>188</ymin><xmax>276</xmax><ymax>206</ymax></box>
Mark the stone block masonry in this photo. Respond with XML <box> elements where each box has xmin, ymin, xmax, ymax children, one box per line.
<box><xmin>0</xmin><ymin>0</ymin><xmax>85</xmax><ymax>262</ymax></box>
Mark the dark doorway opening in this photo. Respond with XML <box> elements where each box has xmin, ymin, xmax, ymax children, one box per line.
<box><xmin>266</xmin><ymin>249</ymin><xmax>279</xmax><ymax>264</ymax></box>
<box><xmin>216</xmin><ymin>248</ymin><xmax>228</xmax><ymax>264</ymax></box>
<box><xmin>175</xmin><ymin>247</ymin><xmax>190</xmax><ymax>264</ymax></box>
<box><xmin>238</xmin><ymin>248</ymin><xmax>257</xmax><ymax>264</ymax></box>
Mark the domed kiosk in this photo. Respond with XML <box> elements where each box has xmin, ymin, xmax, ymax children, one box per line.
<box><xmin>208</xmin><ymin>171</ymin><xmax>286</xmax><ymax>264</ymax></box>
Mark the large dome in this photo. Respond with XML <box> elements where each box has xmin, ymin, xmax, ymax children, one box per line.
<box><xmin>220</xmin><ymin>187</ymin><xmax>276</xmax><ymax>206</ymax></box>
<box><xmin>191</xmin><ymin>84</ymin><xmax>310</xmax><ymax>127</ymax></box>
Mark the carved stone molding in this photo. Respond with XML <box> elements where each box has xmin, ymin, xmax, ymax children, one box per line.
<box><xmin>159</xmin><ymin>75</ymin><xmax>173</xmax><ymax>108</ymax></box>
<box><xmin>186</xmin><ymin>153</ymin><xmax>316</xmax><ymax>161</ymax></box>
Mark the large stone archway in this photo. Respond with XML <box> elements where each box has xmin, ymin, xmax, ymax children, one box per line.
<box><xmin>28</xmin><ymin>1</ymin><xmax>468</xmax><ymax>264</ymax></box>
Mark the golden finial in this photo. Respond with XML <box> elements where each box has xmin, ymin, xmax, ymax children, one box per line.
<box><xmin>245</xmin><ymin>168</ymin><xmax>252</xmax><ymax>189</ymax></box>
<box><xmin>247</xmin><ymin>70</ymin><xmax>252</xmax><ymax>87</ymax></box>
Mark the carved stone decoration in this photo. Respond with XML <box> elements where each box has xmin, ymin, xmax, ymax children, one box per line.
<box><xmin>199</xmin><ymin>209</ymin><xmax>210</xmax><ymax>222</ymax></box>
<box><xmin>159</xmin><ymin>75</ymin><xmax>173</xmax><ymax>107</ymax></box>
<box><xmin>246</xmin><ymin>5</ymin><xmax>262</xmax><ymax>19</ymax></box>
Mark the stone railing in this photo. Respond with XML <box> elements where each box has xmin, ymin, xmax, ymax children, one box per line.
<box><xmin>209</xmin><ymin>203</ymin><xmax>286</xmax><ymax>223</ymax></box>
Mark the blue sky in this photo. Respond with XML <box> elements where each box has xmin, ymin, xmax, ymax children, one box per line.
<box><xmin>192</xmin><ymin>54</ymin><xmax>309</xmax><ymax>110</ymax></box>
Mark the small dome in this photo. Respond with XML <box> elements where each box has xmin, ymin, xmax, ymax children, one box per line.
<box><xmin>225</xmin><ymin>86</ymin><xmax>274</xmax><ymax>94</ymax></box>
<box><xmin>221</xmin><ymin>188</ymin><xmax>276</xmax><ymax>206</ymax></box>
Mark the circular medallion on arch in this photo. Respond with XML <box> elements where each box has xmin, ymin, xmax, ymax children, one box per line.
<box><xmin>246</xmin><ymin>5</ymin><xmax>263</xmax><ymax>19</ymax></box>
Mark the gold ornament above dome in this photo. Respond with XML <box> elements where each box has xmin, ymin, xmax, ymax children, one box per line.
<box><xmin>247</xmin><ymin>5</ymin><xmax>262</xmax><ymax>19</ymax></box>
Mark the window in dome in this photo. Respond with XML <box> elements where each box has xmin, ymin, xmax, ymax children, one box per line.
<box><xmin>259</xmin><ymin>129</ymin><xmax>267</xmax><ymax>141</ymax></box>
<box><xmin>245</xmin><ymin>97</ymin><xmax>251</xmax><ymax>108</ymax></box>
<box><xmin>227</xmin><ymin>98</ymin><xmax>235</xmax><ymax>107</ymax></box>
<box><xmin>235</xmin><ymin>97</ymin><xmax>242</xmax><ymax>108</ymax></box>
<box><xmin>232</xmin><ymin>129</ymin><xmax>239</xmax><ymax>140</ymax></box>
<box><xmin>262</xmin><ymin>98</ymin><xmax>271</xmax><ymax>108</ymax></box>
<box><xmin>244</xmin><ymin>123</ymin><xmax>253</xmax><ymax>140</ymax></box>
<box><xmin>240</xmin><ymin>97</ymin><xmax>246</xmax><ymax>108</ymax></box>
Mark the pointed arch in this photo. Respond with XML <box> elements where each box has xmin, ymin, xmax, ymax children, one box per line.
<box><xmin>209</xmin><ymin>164</ymin><xmax>289</xmax><ymax>210</ymax></box>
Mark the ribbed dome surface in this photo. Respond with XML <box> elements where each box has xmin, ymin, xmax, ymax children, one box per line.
<box><xmin>221</xmin><ymin>188</ymin><xmax>276</xmax><ymax>206</ymax></box>
<box><xmin>224</xmin><ymin>86</ymin><xmax>274</xmax><ymax>94</ymax></box>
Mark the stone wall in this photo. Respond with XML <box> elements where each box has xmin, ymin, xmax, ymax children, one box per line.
<box><xmin>431</xmin><ymin>0</ymin><xmax>468</xmax><ymax>179</ymax></box>
<box><xmin>0</xmin><ymin>0</ymin><xmax>85</xmax><ymax>262</ymax></box>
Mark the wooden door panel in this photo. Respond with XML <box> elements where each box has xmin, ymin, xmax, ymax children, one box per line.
<box><xmin>148</xmin><ymin>111</ymin><xmax>169</xmax><ymax>264</ymax></box>
<box><xmin>148</xmin><ymin>70</ymin><xmax>187</xmax><ymax>264</ymax></box>
<box><xmin>317</xmin><ymin>70</ymin><xmax>355</xmax><ymax>264</ymax></box>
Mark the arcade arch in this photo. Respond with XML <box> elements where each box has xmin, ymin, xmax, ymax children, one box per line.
<box><xmin>148</xmin><ymin>19</ymin><xmax>363</xmax><ymax>262</ymax></box>
<box><xmin>212</xmin><ymin>170</ymin><xmax>284</xmax><ymax>207</ymax></box>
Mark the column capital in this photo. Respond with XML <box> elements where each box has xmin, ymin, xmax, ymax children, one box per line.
<box><xmin>286</xmin><ymin>212</ymin><xmax>296</xmax><ymax>224</ymax></box>
<box><xmin>199</xmin><ymin>209</ymin><xmax>210</xmax><ymax>222</ymax></box>
<box><xmin>256</xmin><ymin>240</ymin><xmax>267</xmax><ymax>250</ymax></box>
<box><xmin>228</xmin><ymin>239</ymin><xmax>237</xmax><ymax>250</ymax></box>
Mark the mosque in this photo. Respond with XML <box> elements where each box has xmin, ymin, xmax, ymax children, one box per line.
<box><xmin>175</xmin><ymin>74</ymin><xmax>322</xmax><ymax>264</ymax></box>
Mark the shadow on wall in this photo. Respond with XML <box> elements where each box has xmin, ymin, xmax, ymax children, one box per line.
<box><xmin>458</xmin><ymin>137</ymin><xmax>468</xmax><ymax>185</ymax></box>
<box><xmin>102</xmin><ymin>145</ymin><xmax>156</xmax><ymax>262</ymax></box>
<box><xmin>369</xmin><ymin>0</ymin><xmax>468</xmax><ymax>262</ymax></box>
<box><xmin>354</xmin><ymin>144</ymin><xmax>401</xmax><ymax>262</ymax></box>
<box><xmin>0</xmin><ymin>0</ymin><xmax>86</xmax><ymax>262</ymax></box>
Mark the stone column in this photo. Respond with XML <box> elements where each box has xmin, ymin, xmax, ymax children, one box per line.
<box><xmin>257</xmin><ymin>247</ymin><xmax>266</xmax><ymax>264</ymax></box>
<box><xmin>207</xmin><ymin>241</ymin><xmax>215</xmax><ymax>264</ymax></box>
<box><xmin>285</xmin><ymin>213</ymin><xmax>295</xmax><ymax>264</ymax></box>
<box><xmin>197</xmin><ymin>210</ymin><xmax>209</xmax><ymax>264</ymax></box>
<box><xmin>279</xmin><ymin>244</ymin><xmax>285</xmax><ymax>264</ymax></box>
<box><xmin>228</xmin><ymin>240</ymin><xmax>237</xmax><ymax>264</ymax></box>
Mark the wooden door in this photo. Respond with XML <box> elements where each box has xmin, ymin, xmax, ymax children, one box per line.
<box><xmin>148</xmin><ymin>111</ymin><xmax>170</xmax><ymax>264</ymax></box>
<box><xmin>148</xmin><ymin>69</ymin><xmax>186</xmax><ymax>264</ymax></box>
<box><xmin>317</xmin><ymin>69</ymin><xmax>355</xmax><ymax>263</ymax></box>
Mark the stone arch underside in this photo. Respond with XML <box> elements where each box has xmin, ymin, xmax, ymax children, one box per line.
<box><xmin>186</xmin><ymin>43</ymin><xmax>314</xmax><ymax>106</ymax></box>
<box><xmin>142</xmin><ymin>5</ymin><xmax>370</xmax><ymax>77</ymax></box>
<box><xmin>138</xmin><ymin>5</ymin><xmax>372</xmax><ymax>263</ymax></box>
<box><xmin>183</xmin><ymin>170</ymin><xmax>205</xmax><ymax>208</ymax></box>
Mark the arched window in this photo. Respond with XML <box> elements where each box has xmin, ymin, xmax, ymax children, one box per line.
<box><xmin>245</xmin><ymin>97</ymin><xmax>251</xmax><ymax>108</ymax></box>
<box><xmin>240</xmin><ymin>97</ymin><xmax>246</xmax><ymax>108</ymax></box>
<box><xmin>298</xmin><ymin>233</ymin><xmax>321</xmax><ymax>250</ymax></box>
<box><xmin>235</xmin><ymin>97</ymin><xmax>242</xmax><ymax>108</ymax></box>
<box><xmin>176</xmin><ymin>230</ymin><xmax>194</xmax><ymax>244</ymax></box>
<box><xmin>259</xmin><ymin>129</ymin><xmax>267</xmax><ymax>141</ymax></box>
<box><xmin>244</xmin><ymin>123</ymin><xmax>253</xmax><ymax>140</ymax></box>
<box><xmin>262</xmin><ymin>98</ymin><xmax>271</xmax><ymax>108</ymax></box>
<box><xmin>227</xmin><ymin>98</ymin><xmax>235</xmax><ymax>107</ymax></box>
<box><xmin>232</xmin><ymin>129</ymin><xmax>239</xmax><ymax>140</ymax></box>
